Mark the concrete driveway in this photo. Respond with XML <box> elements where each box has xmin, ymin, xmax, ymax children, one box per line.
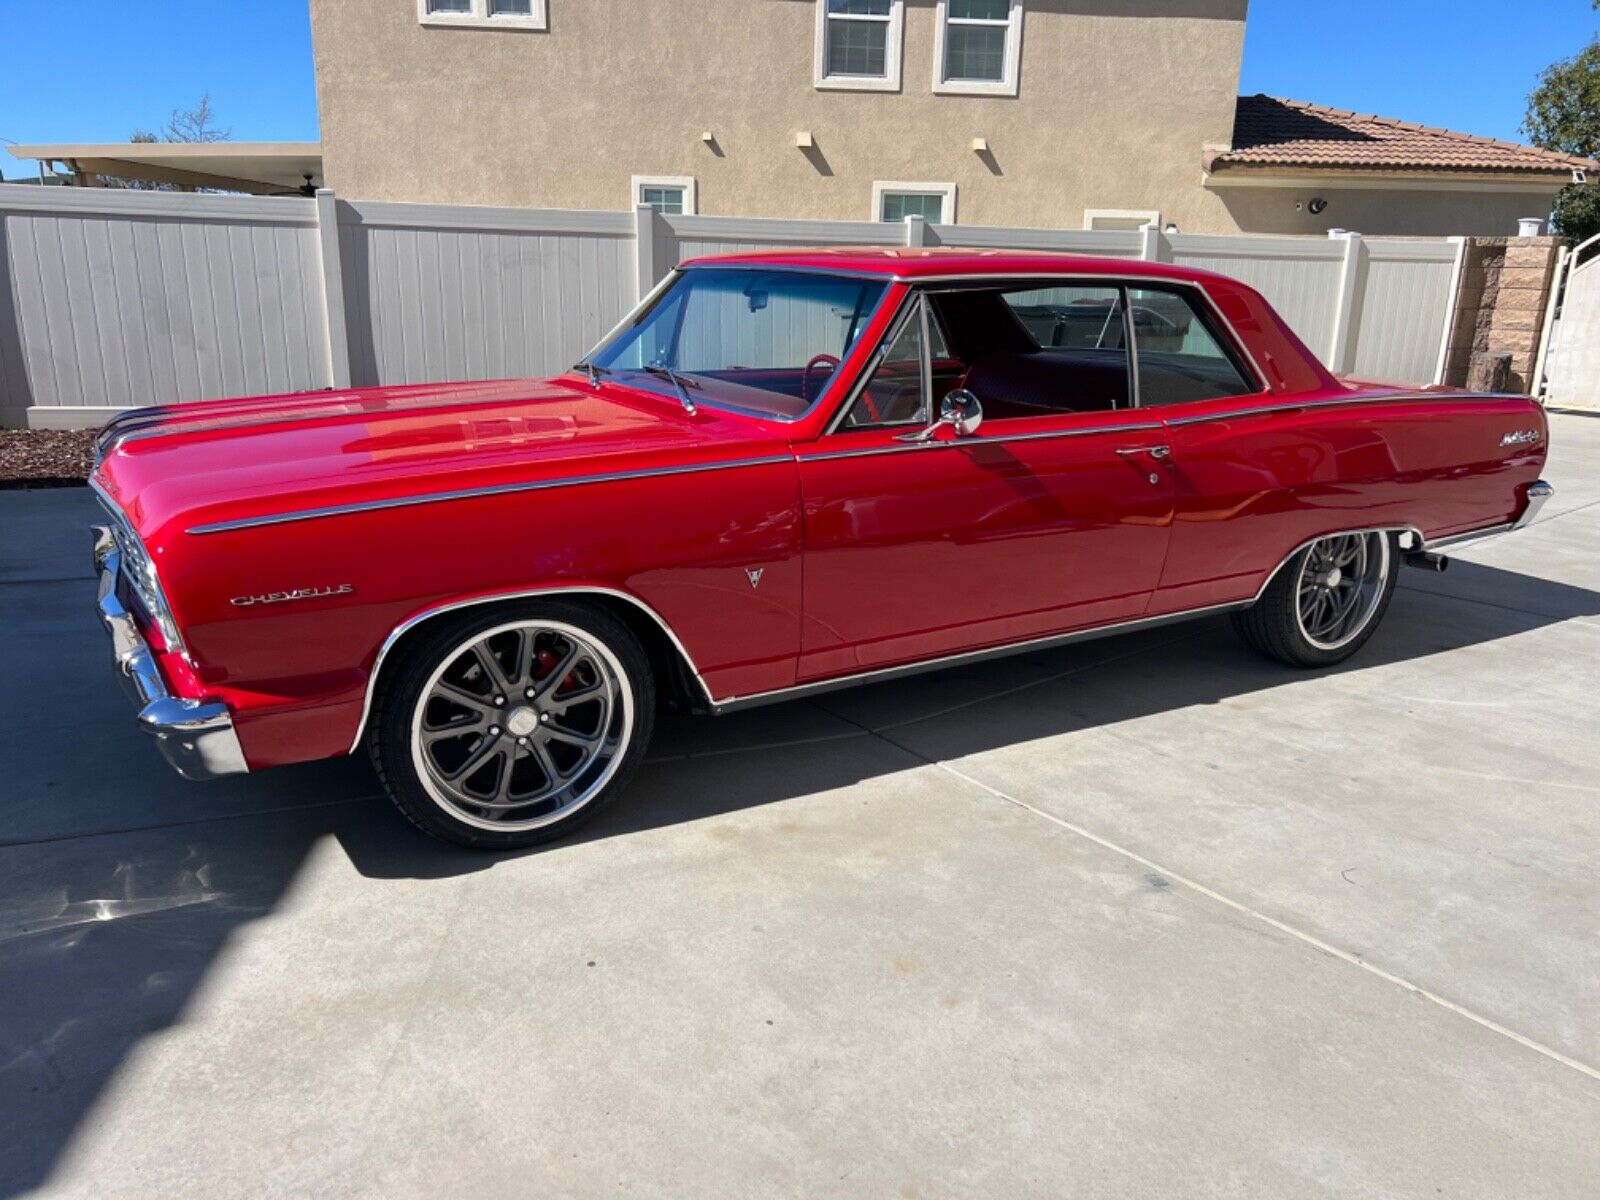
<box><xmin>2</xmin><ymin>413</ymin><xmax>1597</xmax><ymax>1199</ymax></box>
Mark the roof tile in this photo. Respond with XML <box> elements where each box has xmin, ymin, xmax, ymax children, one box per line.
<box><xmin>1212</xmin><ymin>95</ymin><xmax>1598</xmax><ymax>176</ymax></box>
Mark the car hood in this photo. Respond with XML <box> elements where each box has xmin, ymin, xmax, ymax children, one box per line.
<box><xmin>92</xmin><ymin>376</ymin><xmax>794</xmax><ymax>540</ymax></box>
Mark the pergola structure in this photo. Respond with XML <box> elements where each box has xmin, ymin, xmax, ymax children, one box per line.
<box><xmin>4</xmin><ymin>142</ymin><xmax>323</xmax><ymax>195</ymax></box>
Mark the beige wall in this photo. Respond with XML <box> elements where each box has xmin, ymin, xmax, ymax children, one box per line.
<box><xmin>1210</xmin><ymin>177</ymin><xmax>1564</xmax><ymax>238</ymax></box>
<box><xmin>310</xmin><ymin>0</ymin><xmax>1249</xmax><ymax>232</ymax></box>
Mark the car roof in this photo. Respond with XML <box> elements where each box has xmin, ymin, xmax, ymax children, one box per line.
<box><xmin>676</xmin><ymin>245</ymin><xmax>1231</xmax><ymax>287</ymax></box>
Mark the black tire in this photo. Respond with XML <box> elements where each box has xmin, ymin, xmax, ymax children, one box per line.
<box><xmin>1231</xmin><ymin>531</ymin><xmax>1400</xmax><ymax>668</ymax></box>
<box><xmin>369</xmin><ymin>599</ymin><xmax>655</xmax><ymax>850</ymax></box>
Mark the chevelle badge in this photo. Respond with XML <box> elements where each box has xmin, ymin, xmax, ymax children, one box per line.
<box><xmin>1501</xmin><ymin>429</ymin><xmax>1541</xmax><ymax>447</ymax></box>
<box><xmin>231</xmin><ymin>584</ymin><xmax>355</xmax><ymax>607</ymax></box>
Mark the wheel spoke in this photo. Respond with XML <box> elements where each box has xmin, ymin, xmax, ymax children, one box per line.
<box><xmin>532</xmin><ymin>643</ymin><xmax>582</xmax><ymax>700</ymax></box>
<box><xmin>443</xmin><ymin>738</ymin><xmax>504</xmax><ymax>784</ymax></box>
<box><xmin>471</xmin><ymin>642</ymin><xmax>515</xmax><ymax>697</ymax></box>
<box><xmin>434</xmin><ymin>680</ymin><xmax>496</xmax><ymax>716</ymax></box>
<box><xmin>544</xmin><ymin>723</ymin><xmax>604</xmax><ymax>752</ymax></box>
<box><xmin>544</xmin><ymin>677</ymin><xmax>606</xmax><ymax>714</ymax></box>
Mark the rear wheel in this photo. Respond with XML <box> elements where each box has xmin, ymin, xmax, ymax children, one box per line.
<box><xmin>370</xmin><ymin>601</ymin><xmax>654</xmax><ymax>849</ymax></box>
<box><xmin>1232</xmin><ymin>531</ymin><xmax>1398</xmax><ymax>668</ymax></box>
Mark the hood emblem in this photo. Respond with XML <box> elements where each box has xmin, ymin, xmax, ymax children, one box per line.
<box><xmin>1500</xmin><ymin>429</ymin><xmax>1540</xmax><ymax>447</ymax></box>
<box><xmin>745</xmin><ymin>568</ymin><xmax>765</xmax><ymax>590</ymax></box>
<box><xmin>232</xmin><ymin>584</ymin><xmax>355</xmax><ymax>608</ymax></box>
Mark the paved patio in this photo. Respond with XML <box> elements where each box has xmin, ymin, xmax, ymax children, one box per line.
<box><xmin>2</xmin><ymin>413</ymin><xmax>1597</xmax><ymax>1198</ymax></box>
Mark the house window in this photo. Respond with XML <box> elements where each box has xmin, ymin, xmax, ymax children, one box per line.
<box><xmin>873</xmin><ymin>181</ymin><xmax>957</xmax><ymax>224</ymax></box>
<box><xmin>1084</xmin><ymin>209</ymin><xmax>1161</xmax><ymax>232</ymax></box>
<box><xmin>933</xmin><ymin>0</ymin><xmax>1023</xmax><ymax>96</ymax></box>
<box><xmin>815</xmin><ymin>0</ymin><xmax>905</xmax><ymax>93</ymax></box>
<box><xmin>632</xmin><ymin>176</ymin><xmax>697</xmax><ymax>216</ymax></box>
<box><xmin>418</xmin><ymin>0</ymin><xmax>547</xmax><ymax>30</ymax></box>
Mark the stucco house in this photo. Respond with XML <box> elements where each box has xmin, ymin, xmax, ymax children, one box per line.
<box><xmin>304</xmin><ymin>0</ymin><xmax>1594</xmax><ymax>237</ymax></box>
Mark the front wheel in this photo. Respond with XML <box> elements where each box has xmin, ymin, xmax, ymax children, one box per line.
<box><xmin>370</xmin><ymin>601</ymin><xmax>655</xmax><ymax>849</ymax></box>
<box><xmin>1232</xmin><ymin>531</ymin><xmax>1399</xmax><ymax>668</ymax></box>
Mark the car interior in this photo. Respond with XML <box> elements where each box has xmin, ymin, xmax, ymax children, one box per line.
<box><xmin>843</xmin><ymin>282</ymin><xmax>1260</xmax><ymax>429</ymax></box>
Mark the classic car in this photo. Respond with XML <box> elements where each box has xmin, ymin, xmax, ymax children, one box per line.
<box><xmin>90</xmin><ymin>248</ymin><xmax>1553</xmax><ymax>849</ymax></box>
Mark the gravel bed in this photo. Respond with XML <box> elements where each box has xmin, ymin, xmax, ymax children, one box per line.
<box><xmin>0</xmin><ymin>429</ymin><xmax>97</xmax><ymax>488</ymax></box>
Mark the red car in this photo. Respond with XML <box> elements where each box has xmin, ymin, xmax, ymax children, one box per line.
<box><xmin>91</xmin><ymin>248</ymin><xmax>1552</xmax><ymax>848</ymax></box>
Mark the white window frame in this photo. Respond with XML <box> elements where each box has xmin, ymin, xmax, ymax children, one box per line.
<box><xmin>1083</xmin><ymin>208</ymin><xmax>1161</xmax><ymax>231</ymax></box>
<box><xmin>932</xmin><ymin>0</ymin><xmax>1023</xmax><ymax>97</ymax></box>
<box><xmin>815</xmin><ymin>0</ymin><xmax>905</xmax><ymax>93</ymax></box>
<box><xmin>418</xmin><ymin>0</ymin><xmax>547</xmax><ymax>31</ymax></box>
<box><xmin>631</xmin><ymin>175</ymin><xmax>698</xmax><ymax>216</ymax></box>
<box><xmin>872</xmin><ymin>181</ymin><xmax>958</xmax><ymax>225</ymax></box>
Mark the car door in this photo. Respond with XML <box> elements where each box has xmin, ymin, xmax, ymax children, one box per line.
<box><xmin>794</xmin><ymin>286</ymin><xmax>1177</xmax><ymax>681</ymax></box>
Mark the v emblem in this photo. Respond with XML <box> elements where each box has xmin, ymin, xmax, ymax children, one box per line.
<box><xmin>745</xmin><ymin>567</ymin><xmax>765</xmax><ymax>590</ymax></box>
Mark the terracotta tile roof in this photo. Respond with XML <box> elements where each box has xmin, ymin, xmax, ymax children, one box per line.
<box><xmin>1209</xmin><ymin>95</ymin><xmax>1598</xmax><ymax>176</ymax></box>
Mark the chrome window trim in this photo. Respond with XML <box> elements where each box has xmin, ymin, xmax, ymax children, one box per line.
<box><xmin>907</xmin><ymin>273</ymin><xmax>1272</xmax><ymax>396</ymax></box>
<box><xmin>347</xmin><ymin>585</ymin><xmax>715</xmax><ymax>755</ymax></box>
<box><xmin>822</xmin><ymin>289</ymin><xmax>923</xmax><ymax>435</ymax></box>
<box><xmin>801</xmin><ymin>419</ymin><xmax>1163</xmax><ymax>462</ymax></box>
<box><xmin>185</xmin><ymin>455</ymin><xmax>796</xmax><ymax>535</ymax></box>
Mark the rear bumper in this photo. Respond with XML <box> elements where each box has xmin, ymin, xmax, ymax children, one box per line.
<box><xmin>1424</xmin><ymin>479</ymin><xmax>1554</xmax><ymax>551</ymax></box>
<box><xmin>93</xmin><ymin>526</ymin><xmax>248</xmax><ymax>781</ymax></box>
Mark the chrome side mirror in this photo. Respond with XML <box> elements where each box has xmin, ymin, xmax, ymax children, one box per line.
<box><xmin>895</xmin><ymin>389</ymin><xmax>984</xmax><ymax>443</ymax></box>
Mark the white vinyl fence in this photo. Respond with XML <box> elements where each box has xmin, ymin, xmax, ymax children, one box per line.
<box><xmin>0</xmin><ymin>183</ymin><xmax>1467</xmax><ymax>428</ymax></box>
<box><xmin>1539</xmin><ymin>234</ymin><xmax>1600</xmax><ymax>411</ymax></box>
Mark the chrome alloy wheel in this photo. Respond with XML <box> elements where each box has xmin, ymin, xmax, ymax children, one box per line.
<box><xmin>409</xmin><ymin>619</ymin><xmax>632</xmax><ymax>833</ymax></box>
<box><xmin>1294</xmin><ymin>532</ymin><xmax>1391</xmax><ymax>651</ymax></box>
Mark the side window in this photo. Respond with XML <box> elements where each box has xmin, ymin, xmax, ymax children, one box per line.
<box><xmin>1126</xmin><ymin>287</ymin><xmax>1257</xmax><ymax>407</ymax></box>
<box><xmin>843</xmin><ymin>301</ymin><xmax>927</xmax><ymax>427</ymax></box>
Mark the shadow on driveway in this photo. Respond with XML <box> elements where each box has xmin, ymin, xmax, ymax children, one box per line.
<box><xmin>2</xmin><ymin>487</ymin><xmax>1596</xmax><ymax>1196</ymax></box>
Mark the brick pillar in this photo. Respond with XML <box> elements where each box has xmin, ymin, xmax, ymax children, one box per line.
<box><xmin>1443</xmin><ymin>236</ymin><xmax>1562</xmax><ymax>393</ymax></box>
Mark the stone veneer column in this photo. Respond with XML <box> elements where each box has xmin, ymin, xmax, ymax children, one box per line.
<box><xmin>1443</xmin><ymin>236</ymin><xmax>1563</xmax><ymax>393</ymax></box>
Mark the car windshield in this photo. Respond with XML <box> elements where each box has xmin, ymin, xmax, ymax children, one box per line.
<box><xmin>584</xmin><ymin>268</ymin><xmax>890</xmax><ymax>420</ymax></box>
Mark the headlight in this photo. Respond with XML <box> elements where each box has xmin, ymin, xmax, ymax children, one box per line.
<box><xmin>91</xmin><ymin>481</ymin><xmax>186</xmax><ymax>653</ymax></box>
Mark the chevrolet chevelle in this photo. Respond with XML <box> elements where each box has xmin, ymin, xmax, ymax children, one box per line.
<box><xmin>91</xmin><ymin>249</ymin><xmax>1552</xmax><ymax>848</ymax></box>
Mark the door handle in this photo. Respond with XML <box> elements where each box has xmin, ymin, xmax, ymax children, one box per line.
<box><xmin>1116</xmin><ymin>444</ymin><xmax>1171</xmax><ymax>460</ymax></box>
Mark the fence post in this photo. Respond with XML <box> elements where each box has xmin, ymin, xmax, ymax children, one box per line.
<box><xmin>633</xmin><ymin>204</ymin><xmax>659</xmax><ymax>303</ymax></box>
<box><xmin>904</xmin><ymin>215</ymin><xmax>927</xmax><ymax>247</ymax></box>
<box><xmin>1139</xmin><ymin>223</ymin><xmax>1171</xmax><ymax>263</ymax></box>
<box><xmin>314</xmin><ymin>189</ymin><xmax>353</xmax><ymax>390</ymax></box>
<box><xmin>1432</xmin><ymin>235</ymin><xmax>1469</xmax><ymax>385</ymax></box>
<box><xmin>1327</xmin><ymin>230</ymin><xmax>1366</xmax><ymax>374</ymax></box>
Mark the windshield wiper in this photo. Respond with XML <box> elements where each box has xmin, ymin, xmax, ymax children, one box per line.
<box><xmin>642</xmin><ymin>364</ymin><xmax>698</xmax><ymax>415</ymax></box>
<box><xmin>573</xmin><ymin>361</ymin><xmax>611</xmax><ymax>389</ymax></box>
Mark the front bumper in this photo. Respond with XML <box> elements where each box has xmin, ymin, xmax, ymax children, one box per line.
<box><xmin>93</xmin><ymin>526</ymin><xmax>248</xmax><ymax>780</ymax></box>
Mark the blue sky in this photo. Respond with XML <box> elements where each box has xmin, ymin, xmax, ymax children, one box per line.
<box><xmin>1</xmin><ymin>1</ymin><xmax>1596</xmax><ymax>175</ymax></box>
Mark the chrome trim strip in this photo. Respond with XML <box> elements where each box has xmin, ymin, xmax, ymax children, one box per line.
<box><xmin>710</xmin><ymin>600</ymin><xmax>1256</xmax><ymax>712</ymax></box>
<box><xmin>1166</xmin><ymin>391</ymin><xmax>1516</xmax><ymax>427</ymax></box>
<box><xmin>346</xmin><ymin>585</ymin><xmax>716</xmax><ymax>755</ymax></box>
<box><xmin>187</xmin><ymin>455</ymin><xmax>796</xmax><ymax>535</ymax></box>
<box><xmin>93</xmin><ymin>528</ymin><xmax>248</xmax><ymax>780</ymax></box>
<box><xmin>800</xmin><ymin>420</ymin><xmax>1165</xmax><ymax>463</ymax></box>
<box><xmin>1423</xmin><ymin>524</ymin><xmax>1514</xmax><ymax>551</ymax></box>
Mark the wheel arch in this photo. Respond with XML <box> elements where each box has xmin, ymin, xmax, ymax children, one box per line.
<box><xmin>349</xmin><ymin>586</ymin><xmax>712</xmax><ymax>755</ymax></box>
<box><xmin>1250</xmin><ymin>523</ymin><xmax>1423</xmax><ymax>603</ymax></box>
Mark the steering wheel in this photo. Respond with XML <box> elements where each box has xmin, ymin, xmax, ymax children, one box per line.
<box><xmin>801</xmin><ymin>354</ymin><xmax>841</xmax><ymax>403</ymax></box>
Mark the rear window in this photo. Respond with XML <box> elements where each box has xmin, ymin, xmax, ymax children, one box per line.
<box><xmin>1125</xmin><ymin>286</ymin><xmax>1257</xmax><ymax>406</ymax></box>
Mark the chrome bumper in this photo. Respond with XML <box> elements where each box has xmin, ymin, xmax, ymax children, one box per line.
<box><xmin>93</xmin><ymin>526</ymin><xmax>248</xmax><ymax>780</ymax></box>
<box><xmin>1512</xmin><ymin>479</ymin><xmax>1555</xmax><ymax>530</ymax></box>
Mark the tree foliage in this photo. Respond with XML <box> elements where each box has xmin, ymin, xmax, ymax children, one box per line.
<box><xmin>1524</xmin><ymin>37</ymin><xmax>1600</xmax><ymax>241</ymax></box>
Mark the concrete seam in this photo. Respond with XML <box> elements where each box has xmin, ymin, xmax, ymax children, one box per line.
<box><xmin>917</xmin><ymin>751</ymin><xmax>1600</xmax><ymax>1084</ymax></box>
